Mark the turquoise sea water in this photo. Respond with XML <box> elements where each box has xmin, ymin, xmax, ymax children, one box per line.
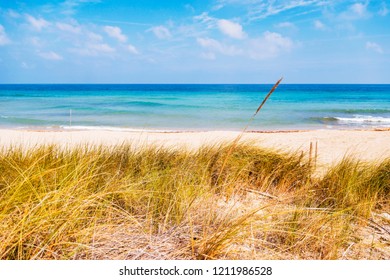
<box><xmin>0</xmin><ymin>84</ymin><xmax>389</xmax><ymax>131</ymax></box>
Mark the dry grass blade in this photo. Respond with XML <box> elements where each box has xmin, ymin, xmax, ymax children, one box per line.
<box><xmin>254</xmin><ymin>77</ymin><xmax>283</xmax><ymax>116</ymax></box>
<box><xmin>0</xmin><ymin>142</ymin><xmax>389</xmax><ymax>259</ymax></box>
<box><xmin>244</xmin><ymin>77</ymin><xmax>283</xmax><ymax>132</ymax></box>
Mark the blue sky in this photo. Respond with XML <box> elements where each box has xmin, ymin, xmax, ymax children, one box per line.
<box><xmin>0</xmin><ymin>0</ymin><xmax>389</xmax><ymax>83</ymax></box>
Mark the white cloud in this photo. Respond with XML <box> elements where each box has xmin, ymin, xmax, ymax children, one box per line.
<box><xmin>212</xmin><ymin>3</ymin><xmax>225</xmax><ymax>11</ymax></box>
<box><xmin>104</xmin><ymin>26</ymin><xmax>127</xmax><ymax>43</ymax></box>
<box><xmin>379</xmin><ymin>3</ymin><xmax>388</xmax><ymax>16</ymax></box>
<box><xmin>150</xmin><ymin>26</ymin><xmax>172</xmax><ymax>39</ymax></box>
<box><xmin>197</xmin><ymin>37</ymin><xmax>218</xmax><ymax>48</ymax></box>
<box><xmin>249</xmin><ymin>31</ymin><xmax>294</xmax><ymax>60</ymax></box>
<box><xmin>275</xmin><ymin>21</ymin><xmax>296</xmax><ymax>28</ymax></box>
<box><xmin>197</xmin><ymin>37</ymin><xmax>242</xmax><ymax>56</ymax></box>
<box><xmin>68</xmin><ymin>28</ymin><xmax>116</xmax><ymax>56</ymax></box>
<box><xmin>217</xmin><ymin>19</ymin><xmax>246</xmax><ymax>39</ymax></box>
<box><xmin>366</xmin><ymin>41</ymin><xmax>383</xmax><ymax>54</ymax></box>
<box><xmin>61</xmin><ymin>0</ymin><xmax>101</xmax><ymax>15</ymax></box>
<box><xmin>56</xmin><ymin>22</ymin><xmax>81</xmax><ymax>34</ymax></box>
<box><xmin>29</xmin><ymin>37</ymin><xmax>43</xmax><ymax>47</ymax></box>
<box><xmin>70</xmin><ymin>43</ymin><xmax>115</xmax><ymax>56</ymax></box>
<box><xmin>38</xmin><ymin>51</ymin><xmax>63</xmax><ymax>61</ymax></box>
<box><xmin>8</xmin><ymin>9</ymin><xmax>21</xmax><ymax>18</ymax></box>
<box><xmin>351</xmin><ymin>3</ymin><xmax>366</xmax><ymax>17</ymax></box>
<box><xmin>87</xmin><ymin>32</ymin><xmax>103</xmax><ymax>42</ymax></box>
<box><xmin>314</xmin><ymin>20</ymin><xmax>326</xmax><ymax>30</ymax></box>
<box><xmin>200</xmin><ymin>52</ymin><xmax>216</xmax><ymax>60</ymax></box>
<box><xmin>340</xmin><ymin>3</ymin><xmax>370</xmax><ymax>20</ymax></box>
<box><xmin>0</xmin><ymin>25</ymin><xmax>11</xmax><ymax>46</ymax></box>
<box><xmin>194</xmin><ymin>13</ymin><xmax>247</xmax><ymax>39</ymax></box>
<box><xmin>194</xmin><ymin>12</ymin><xmax>215</xmax><ymax>28</ymax></box>
<box><xmin>185</xmin><ymin>4</ymin><xmax>195</xmax><ymax>13</ymax></box>
<box><xmin>248</xmin><ymin>0</ymin><xmax>328</xmax><ymax>21</ymax></box>
<box><xmin>21</xmin><ymin>62</ymin><xmax>35</xmax><ymax>69</ymax></box>
<box><xmin>90</xmin><ymin>43</ymin><xmax>115</xmax><ymax>53</ymax></box>
<box><xmin>26</xmin><ymin>15</ymin><xmax>50</xmax><ymax>31</ymax></box>
<box><xmin>127</xmin><ymin>44</ymin><xmax>139</xmax><ymax>54</ymax></box>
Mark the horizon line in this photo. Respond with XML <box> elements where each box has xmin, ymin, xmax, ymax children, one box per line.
<box><xmin>1</xmin><ymin>83</ymin><xmax>390</xmax><ymax>85</ymax></box>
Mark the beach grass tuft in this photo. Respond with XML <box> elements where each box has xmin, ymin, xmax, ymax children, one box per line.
<box><xmin>0</xmin><ymin>143</ymin><xmax>389</xmax><ymax>259</ymax></box>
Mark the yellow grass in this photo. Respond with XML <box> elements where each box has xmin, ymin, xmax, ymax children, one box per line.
<box><xmin>0</xmin><ymin>143</ymin><xmax>389</xmax><ymax>260</ymax></box>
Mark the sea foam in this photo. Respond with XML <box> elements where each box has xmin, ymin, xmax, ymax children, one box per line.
<box><xmin>334</xmin><ymin>115</ymin><xmax>390</xmax><ymax>124</ymax></box>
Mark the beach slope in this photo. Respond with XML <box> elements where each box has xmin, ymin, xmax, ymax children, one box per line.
<box><xmin>1</xmin><ymin>128</ymin><xmax>389</xmax><ymax>167</ymax></box>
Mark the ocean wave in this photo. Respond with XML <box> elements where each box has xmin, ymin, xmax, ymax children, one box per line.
<box><xmin>123</xmin><ymin>101</ymin><xmax>204</xmax><ymax>109</ymax></box>
<box><xmin>0</xmin><ymin>115</ymin><xmax>49</xmax><ymax>124</ymax></box>
<box><xmin>125</xmin><ymin>101</ymin><xmax>167</xmax><ymax>107</ymax></box>
<box><xmin>312</xmin><ymin>115</ymin><xmax>390</xmax><ymax>125</ymax></box>
<box><xmin>326</xmin><ymin>108</ymin><xmax>390</xmax><ymax>114</ymax></box>
<box><xmin>335</xmin><ymin>116</ymin><xmax>390</xmax><ymax>124</ymax></box>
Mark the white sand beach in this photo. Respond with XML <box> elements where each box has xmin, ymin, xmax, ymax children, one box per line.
<box><xmin>1</xmin><ymin>128</ymin><xmax>389</xmax><ymax>167</ymax></box>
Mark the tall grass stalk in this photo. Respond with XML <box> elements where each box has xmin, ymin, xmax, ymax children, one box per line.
<box><xmin>218</xmin><ymin>77</ymin><xmax>283</xmax><ymax>184</ymax></box>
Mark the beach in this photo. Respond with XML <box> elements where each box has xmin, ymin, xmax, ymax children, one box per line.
<box><xmin>1</xmin><ymin>128</ymin><xmax>390</xmax><ymax>167</ymax></box>
<box><xmin>1</xmin><ymin>126</ymin><xmax>390</xmax><ymax>260</ymax></box>
<box><xmin>1</xmin><ymin>84</ymin><xmax>390</xmax><ymax>261</ymax></box>
<box><xmin>3</xmin><ymin>0</ymin><xmax>390</xmax><ymax>265</ymax></box>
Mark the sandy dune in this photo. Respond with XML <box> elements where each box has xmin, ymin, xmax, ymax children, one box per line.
<box><xmin>1</xmin><ymin>129</ymin><xmax>389</xmax><ymax>167</ymax></box>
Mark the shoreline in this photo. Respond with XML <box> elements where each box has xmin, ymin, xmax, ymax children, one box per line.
<box><xmin>6</xmin><ymin>125</ymin><xmax>390</xmax><ymax>133</ymax></box>
<box><xmin>1</xmin><ymin>128</ymin><xmax>390</xmax><ymax>168</ymax></box>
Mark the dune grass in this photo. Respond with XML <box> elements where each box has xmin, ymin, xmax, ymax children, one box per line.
<box><xmin>0</xmin><ymin>143</ymin><xmax>388</xmax><ymax>260</ymax></box>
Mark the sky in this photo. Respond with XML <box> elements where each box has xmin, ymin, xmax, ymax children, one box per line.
<box><xmin>0</xmin><ymin>0</ymin><xmax>389</xmax><ymax>83</ymax></box>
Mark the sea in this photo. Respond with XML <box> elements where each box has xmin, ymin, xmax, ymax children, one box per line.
<box><xmin>0</xmin><ymin>84</ymin><xmax>389</xmax><ymax>131</ymax></box>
